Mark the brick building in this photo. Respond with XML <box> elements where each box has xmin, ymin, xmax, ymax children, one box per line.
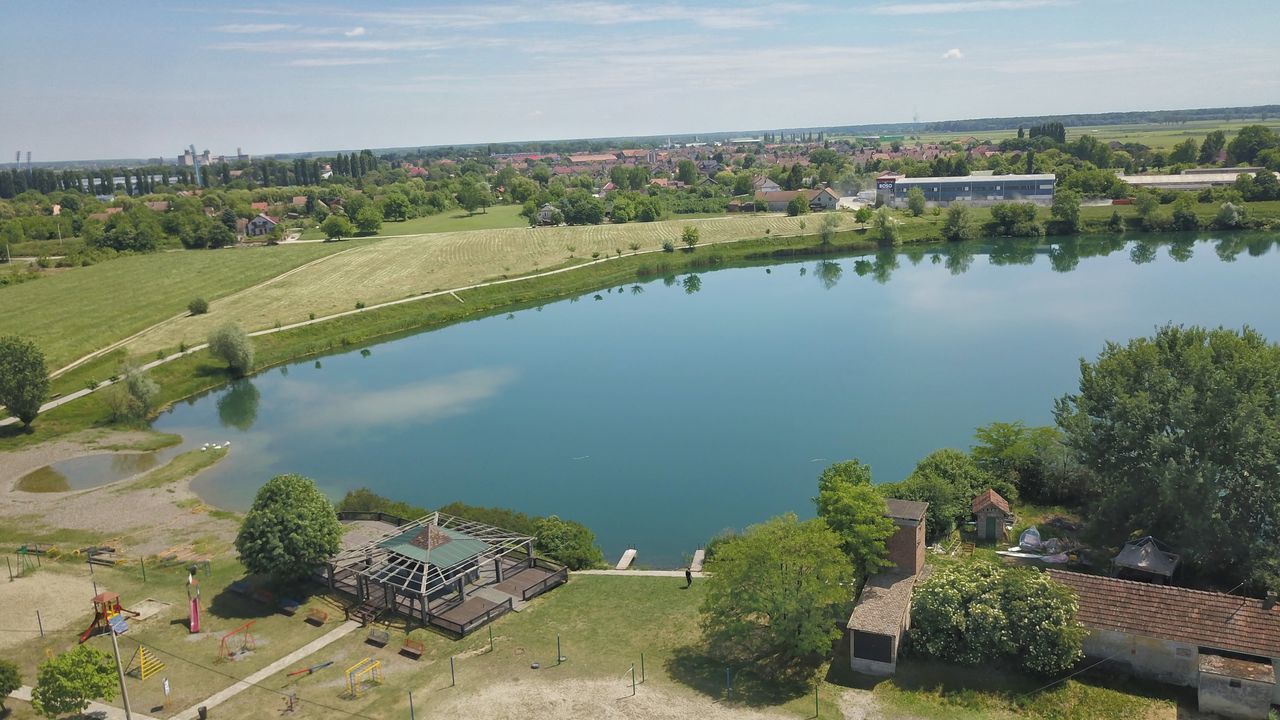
<box><xmin>1049</xmin><ymin>570</ymin><xmax>1280</xmax><ymax>720</ymax></box>
<box><xmin>847</xmin><ymin>498</ymin><xmax>928</xmax><ymax>676</ymax></box>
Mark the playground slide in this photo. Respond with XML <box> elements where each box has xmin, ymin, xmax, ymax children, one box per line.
<box><xmin>190</xmin><ymin>597</ymin><xmax>201</xmax><ymax>633</ymax></box>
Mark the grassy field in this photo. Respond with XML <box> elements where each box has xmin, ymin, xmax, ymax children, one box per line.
<box><xmin>0</xmin><ymin>241</ymin><xmax>362</xmax><ymax>370</ymax></box>
<box><xmin>835</xmin><ymin>118</ymin><xmax>1280</xmax><ymax>151</ymax></box>
<box><xmin>298</xmin><ymin>204</ymin><xmax>529</xmax><ymax>240</ymax></box>
<box><xmin>121</xmin><ymin>212</ymin><xmax>858</xmax><ymax>357</ymax></box>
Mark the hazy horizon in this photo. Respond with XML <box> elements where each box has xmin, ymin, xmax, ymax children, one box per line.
<box><xmin>4</xmin><ymin>0</ymin><xmax>1279</xmax><ymax>162</ymax></box>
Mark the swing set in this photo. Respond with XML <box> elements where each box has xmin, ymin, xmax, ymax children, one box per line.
<box><xmin>217</xmin><ymin>620</ymin><xmax>256</xmax><ymax>661</ymax></box>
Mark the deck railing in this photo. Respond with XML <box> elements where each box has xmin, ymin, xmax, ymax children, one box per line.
<box><xmin>522</xmin><ymin>566</ymin><xmax>569</xmax><ymax>601</ymax></box>
<box><xmin>336</xmin><ymin>510</ymin><xmax>410</xmax><ymax>526</ymax></box>
<box><xmin>426</xmin><ymin>597</ymin><xmax>513</xmax><ymax>636</ymax></box>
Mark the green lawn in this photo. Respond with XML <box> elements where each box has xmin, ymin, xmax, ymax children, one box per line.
<box><xmin>299</xmin><ymin>204</ymin><xmax>528</xmax><ymax>239</ymax></box>
<box><xmin>841</xmin><ymin>117</ymin><xmax>1280</xmax><ymax>151</ymax></box>
<box><xmin>0</xmin><ymin>241</ymin><xmax>360</xmax><ymax>369</ymax></box>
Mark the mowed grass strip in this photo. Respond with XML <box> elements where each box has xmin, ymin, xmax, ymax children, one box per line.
<box><xmin>0</xmin><ymin>241</ymin><xmax>356</xmax><ymax>369</ymax></box>
<box><xmin>124</xmin><ymin>212</ymin><xmax>856</xmax><ymax>356</ymax></box>
<box><xmin>299</xmin><ymin>204</ymin><xmax>530</xmax><ymax>239</ymax></box>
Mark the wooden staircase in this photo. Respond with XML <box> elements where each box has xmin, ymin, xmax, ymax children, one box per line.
<box><xmin>348</xmin><ymin>602</ymin><xmax>384</xmax><ymax>627</ymax></box>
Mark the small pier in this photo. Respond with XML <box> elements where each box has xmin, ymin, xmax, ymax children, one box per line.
<box><xmin>689</xmin><ymin>549</ymin><xmax>705</xmax><ymax>573</ymax></box>
<box><xmin>615</xmin><ymin>548</ymin><xmax>637</xmax><ymax>570</ymax></box>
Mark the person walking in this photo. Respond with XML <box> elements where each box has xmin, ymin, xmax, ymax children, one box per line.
<box><xmin>684</xmin><ymin>568</ymin><xmax>693</xmax><ymax>588</ymax></box>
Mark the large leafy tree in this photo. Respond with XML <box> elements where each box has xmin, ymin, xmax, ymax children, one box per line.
<box><xmin>1055</xmin><ymin>325</ymin><xmax>1280</xmax><ymax>589</ymax></box>
<box><xmin>972</xmin><ymin>421</ymin><xmax>1091</xmax><ymax>504</ymax></box>
<box><xmin>31</xmin><ymin>645</ymin><xmax>117</xmax><ymax>719</ymax></box>
<box><xmin>910</xmin><ymin>562</ymin><xmax>1083</xmax><ymax>675</ymax></box>
<box><xmin>0</xmin><ymin>335</ymin><xmax>48</xmax><ymax>426</ymax></box>
<box><xmin>880</xmin><ymin>449</ymin><xmax>1015</xmax><ymax>540</ymax></box>
<box><xmin>0</xmin><ymin>659</ymin><xmax>20</xmax><ymax>712</ymax></box>
<box><xmin>532</xmin><ymin>515</ymin><xmax>603</xmax><ymax>570</ymax></box>
<box><xmin>814</xmin><ymin>460</ymin><xmax>894</xmax><ymax>578</ymax></box>
<box><xmin>1227</xmin><ymin>125</ymin><xmax>1278</xmax><ymax>164</ymax></box>
<box><xmin>701</xmin><ymin>514</ymin><xmax>852</xmax><ymax>675</ymax></box>
<box><xmin>235</xmin><ymin>474</ymin><xmax>343</xmax><ymax>584</ymax></box>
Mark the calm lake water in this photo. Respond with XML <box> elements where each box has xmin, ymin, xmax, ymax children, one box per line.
<box><xmin>152</xmin><ymin>233</ymin><xmax>1280</xmax><ymax>567</ymax></box>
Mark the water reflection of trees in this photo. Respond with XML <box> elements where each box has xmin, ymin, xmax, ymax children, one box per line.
<box><xmin>814</xmin><ymin>260</ymin><xmax>842</xmax><ymax>290</ymax></box>
<box><xmin>682</xmin><ymin>274</ymin><xmax>702</xmax><ymax>294</ymax></box>
<box><xmin>217</xmin><ymin>379</ymin><xmax>261</xmax><ymax>432</ymax></box>
<box><xmin>867</xmin><ymin>233</ymin><xmax>1280</xmax><ymax>279</ymax></box>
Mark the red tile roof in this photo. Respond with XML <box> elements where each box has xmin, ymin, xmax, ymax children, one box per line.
<box><xmin>1048</xmin><ymin>570</ymin><xmax>1280</xmax><ymax>659</ymax></box>
<box><xmin>972</xmin><ymin>489</ymin><xmax>1010</xmax><ymax>514</ymax></box>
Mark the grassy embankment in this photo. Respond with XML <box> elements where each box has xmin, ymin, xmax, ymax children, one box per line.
<box><xmin>0</xmin><ymin>240</ymin><xmax>364</xmax><ymax>370</ymax></box>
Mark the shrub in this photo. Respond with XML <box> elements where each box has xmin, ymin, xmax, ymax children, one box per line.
<box><xmin>532</xmin><ymin>515</ymin><xmax>605</xmax><ymax>569</ymax></box>
<box><xmin>941</xmin><ymin>203</ymin><xmax>976</xmax><ymax>242</ymax></box>
<box><xmin>682</xmin><ymin>226</ymin><xmax>700</xmax><ymax>250</ymax></box>
<box><xmin>355</xmin><ymin>301</ymin><xmax>366</xmax><ymax>309</ymax></box>
<box><xmin>1214</xmin><ymin>202</ymin><xmax>1248</xmax><ymax>229</ymax></box>
<box><xmin>0</xmin><ymin>335</ymin><xmax>48</xmax><ymax>426</ymax></box>
<box><xmin>910</xmin><ymin>562</ymin><xmax>1084</xmax><ymax>675</ymax></box>
<box><xmin>661</xmin><ymin>240</ymin><xmax>675</xmax><ymax>253</ymax></box>
<box><xmin>207</xmin><ymin>322</ymin><xmax>254</xmax><ymax>376</ymax></box>
<box><xmin>906</xmin><ymin>187</ymin><xmax>926</xmax><ymax>217</ymax></box>
<box><xmin>188</xmin><ymin>297</ymin><xmax>209</xmax><ymax>315</ymax></box>
<box><xmin>32</xmin><ymin>646</ymin><xmax>117</xmax><ymax>718</ymax></box>
<box><xmin>105</xmin><ymin>363</ymin><xmax>159</xmax><ymax>422</ymax></box>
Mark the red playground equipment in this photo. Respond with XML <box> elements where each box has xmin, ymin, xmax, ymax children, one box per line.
<box><xmin>187</xmin><ymin>566</ymin><xmax>202</xmax><ymax>633</ymax></box>
<box><xmin>218</xmin><ymin>620</ymin><xmax>257</xmax><ymax>661</ymax></box>
<box><xmin>78</xmin><ymin>592</ymin><xmax>139</xmax><ymax>643</ymax></box>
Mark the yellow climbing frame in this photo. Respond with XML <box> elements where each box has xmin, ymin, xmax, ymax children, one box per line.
<box><xmin>345</xmin><ymin>657</ymin><xmax>383</xmax><ymax>698</ymax></box>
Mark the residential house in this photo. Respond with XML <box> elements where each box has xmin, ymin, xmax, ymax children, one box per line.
<box><xmin>536</xmin><ymin>203</ymin><xmax>560</xmax><ymax>225</ymax></box>
<box><xmin>751</xmin><ymin>176</ymin><xmax>780</xmax><ymax>193</ymax></box>
<box><xmin>847</xmin><ymin>499</ymin><xmax>929</xmax><ymax>676</ymax></box>
<box><xmin>291</xmin><ymin>196</ymin><xmax>308</xmax><ymax>208</ymax></box>
<box><xmin>809</xmin><ymin>187</ymin><xmax>840</xmax><ymax>211</ymax></box>
<box><xmin>755</xmin><ymin>190</ymin><xmax>806</xmax><ymax>212</ymax></box>
<box><xmin>250</xmin><ymin>201</ymin><xmax>269</xmax><ymax>212</ymax></box>
<box><xmin>246</xmin><ymin>213</ymin><xmax>279</xmax><ymax>237</ymax></box>
<box><xmin>1049</xmin><ymin>570</ymin><xmax>1280</xmax><ymax>720</ymax></box>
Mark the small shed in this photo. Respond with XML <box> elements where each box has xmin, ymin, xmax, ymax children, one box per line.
<box><xmin>972</xmin><ymin>489</ymin><xmax>1012</xmax><ymax>541</ymax></box>
<box><xmin>1198</xmin><ymin>653</ymin><xmax>1276</xmax><ymax>720</ymax></box>
<box><xmin>1112</xmin><ymin>536</ymin><xmax>1179</xmax><ymax>584</ymax></box>
<box><xmin>847</xmin><ymin>570</ymin><xmax>924</xmax><ymax>676</ymax></box>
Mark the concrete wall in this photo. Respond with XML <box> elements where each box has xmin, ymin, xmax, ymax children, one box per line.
<box><xmin>1198</xmin><ymin>673</ymin><xmax>1273</xmax><ymax>720</ymax></box>
<box><xmin>1082</xmin><ymin>629</ymin><xmax>1198</xmax><ymax>686</ymax></box>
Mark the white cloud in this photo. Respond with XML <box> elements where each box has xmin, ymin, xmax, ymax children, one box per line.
<box><xmin>344</xmin><ymin>26</ymin><xmax>366</xmax><ymax>37</ymax></box>
<box><xmin>942</xmin><ymin>48</ymin><xmax>964</xmax><ymax>60</ymax></box>
<box><xmin>529</xmin><ymin>109</ymin><xmax>545</xmax><ymax>117</ymax></box>
<box><xmin>213</xmin><ymin>23</ymin><xmax>296</xmax><ymax>33</ymax></box>
<box><xmin>286</xmin><ymin>57</ymin><xmax>391</xmax><ymax>67</ymax></box>
<box><xmin>873</xmin><ymin>0</ymin><xmax>1070</xmax><ymax>15</ymax></box>
<box><xmin>284</xmin><ymin>369</ymin><xmax>519</xmax><ymax>429</ymax></box>
<box><xmin>210</xmin><ymin>38</ymin><xmax>449</xmax><ymax>53</ymax></box>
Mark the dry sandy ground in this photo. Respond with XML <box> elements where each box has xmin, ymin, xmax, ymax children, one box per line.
<box><xmin>0</xmin><ymin>430</ymin><xmax>238</xmax><ymax>556</ymax></box>
<box><xmin>431</xmin><ymin>677</ymin><xmax>800</xmax><ymax>720</ymax></box>
<box><xmin>0</xmin><ymin>569</ymin><xmax>98</xmax><ymax>650</ymax></box>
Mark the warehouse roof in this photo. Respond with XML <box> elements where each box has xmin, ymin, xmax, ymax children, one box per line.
<box><xmin>892</xmin><ymin>173</ymin><xmax>1056</xmax><ymax>185</ymax></box>
<box><xmin>1048</xmin><ymin>570</ymin><xmax>1280</xmax><ymax>660</ymax></box>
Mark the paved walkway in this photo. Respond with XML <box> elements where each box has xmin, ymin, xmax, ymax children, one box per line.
<box><xmin>8</xmin><ymin>685</ymin><xmax>160</xmax><ymax>720</ymax></box>
<box><xmin>170</xmin><ymin>619</ymin><xmax>360</xmax><ymax>720</ymax></box>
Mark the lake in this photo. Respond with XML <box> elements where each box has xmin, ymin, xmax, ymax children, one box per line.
<box><xmin>152</xmin><ymin>233</ymin><xmax>1280</xmax><ymax>567</ymax></box>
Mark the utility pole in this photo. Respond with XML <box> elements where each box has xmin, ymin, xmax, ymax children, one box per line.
<box><xmin>108</xmin><ymin>621</ymin><xmax>134</xmax><ymax>720</ymax></box>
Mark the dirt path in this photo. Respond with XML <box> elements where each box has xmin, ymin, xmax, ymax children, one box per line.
<box><xmin>431</xmin><ymin>677</ymin><xmax>797</xmax><ymax>720</ymax></box>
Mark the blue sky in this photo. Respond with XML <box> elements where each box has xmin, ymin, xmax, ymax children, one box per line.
<box><xmin>3</xmin><ymin>0</ymin><xmax>1278</xmax><ymax>161</ymax></box>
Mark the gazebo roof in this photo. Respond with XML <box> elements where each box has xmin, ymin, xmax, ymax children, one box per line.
<box><xmin>378</xmin><ymin>524</ymin><xmax>492</xmax><ymax>569</ymax></box>
<box><xmin>331</xmin><ymin>511</ymin><xmax>534</xmax><ymax>599</ymax></box>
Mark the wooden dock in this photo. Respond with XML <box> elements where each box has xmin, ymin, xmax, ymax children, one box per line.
<box><xmin>689</xmin><ymin>549</ymin><xmax>705</xmax><ymax>573</ymax></box>
<box><xmin>615</xmin><ymin>548</ymin><xmax>636</xmax><ymax>571</ymax></box>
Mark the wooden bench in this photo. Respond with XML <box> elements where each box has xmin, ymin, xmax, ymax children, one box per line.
<box><xmin>277</xmin><ymin>598</ymin><xmax>300</xmax><ymax>616</ymax></box>
<box><xmin>366</xmin><ymin>629</ymin><xmax>390</xmax><ymax>648</ymax></box>
<box><xmin>228</xmin><ymin>580</ymin><xmax>253</xmax><ymax>597</ymax></box>
<box><xmin>252</xmin><ymin>588</ymin><xmax>275</xmax><ymax>606</ymax></box>
<box><xmin>305</xmin><ymin>608</ymin><xmax>328</xmax><ymax>626</ymax></box>
<box><xmin>400</xmin><ymin>638</ymin><xmax>426</xmax><ymax>660</ymax></box>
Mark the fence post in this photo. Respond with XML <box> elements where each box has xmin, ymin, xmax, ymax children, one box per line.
<box><xmin>409</xmin><ymin>691</ymin><xmax>415</xmax><ymax>720</ymax></box>
<box><xmin>5</xmin><ymin>557</ymin><xmax>11</xmax><ymax>581</ymax></box>
<box><xmin>557</xmin><ymin>634</ymin><xmax>564</xmax><ymax>664</ymax></box>
<box><xmin>726</xmin><ymin>668</ymin><xmax>732</xmax><ymax>701</ymax></box>
<box><xmin>450</xmin><ymin>656</ymin><xmax>456</xmax><ymax>687</ymax></box>
<box><xmin>37</xmin><ymin>610</ymin><xmax>44</xmax><ymax>638</ymax></box>
<box><xmin>489</xmin><ymin>626</ymin><xmax>494</xmax><ymax>653</ymax></box>
<box><xmin>141</xmin><ymin>557</ymin><xmax>147</xmax><ymax>583</ymax></box>
<box><xmin>815</xmin><ymin>682</ymin><xmax>819</xmax><ymax>718</ymax></box>
<box><xmin>631</xmin><ymin>664</ymin><xmax>636</xmax><ymax>697</ymax></box>
<box><xmin>640</xmin><ymin>653</ymin><xmax>645</xmax><ymax>684</ymax></box>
